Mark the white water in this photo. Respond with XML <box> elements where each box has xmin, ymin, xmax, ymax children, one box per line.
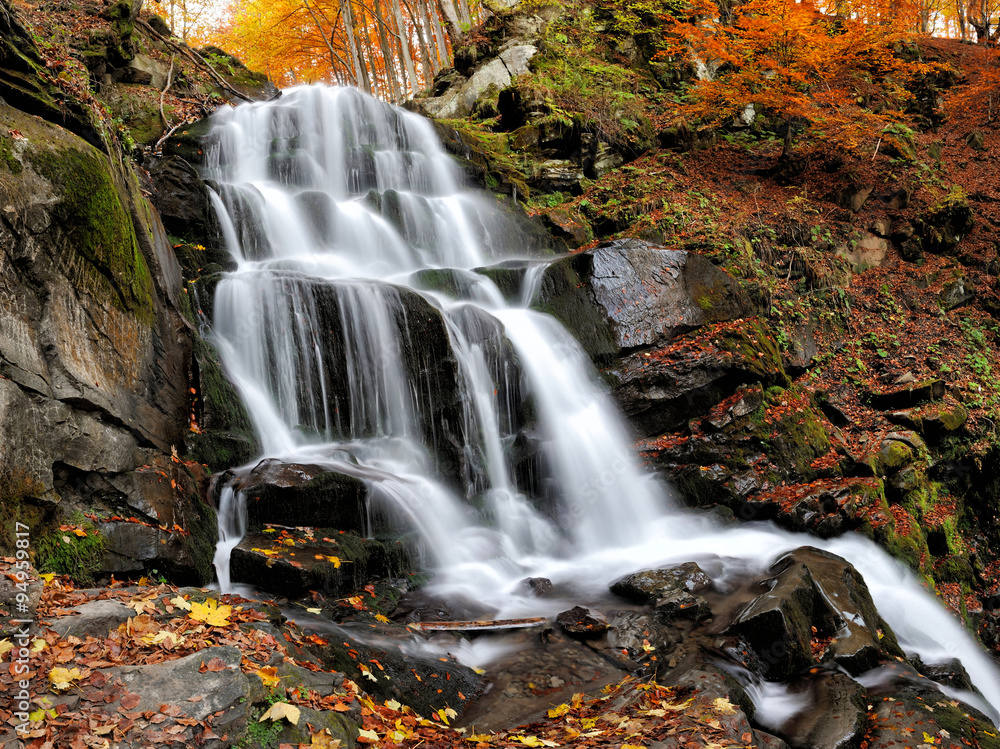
<box><xmin>201</xmin><ymin>85</ymin><xmax>1000</xmax><ymax>723</ymax></box>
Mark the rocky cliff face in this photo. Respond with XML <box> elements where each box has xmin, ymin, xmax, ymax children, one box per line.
<box><xmin>0</xmin><ymin>0</ymin><xmax>274</xmax><ymax>584</ymax></box>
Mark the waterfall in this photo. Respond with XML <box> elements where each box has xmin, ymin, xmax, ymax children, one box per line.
<box><xmin>201</xmin><ymin>85</ymin><xmax>1000</xmax><ymax>721</ymax></box>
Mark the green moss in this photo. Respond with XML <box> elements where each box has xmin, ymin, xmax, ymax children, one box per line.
<box><xmin>0</xmin><ymin>462</ymin><xmax>45</xmax><ymax>555</ymax></box>
<box><xmin>35</xmin><ymin>517</ymin><xmax>106</xmax><ymax>586</ymax></box>
<box><xmin>0</xmin><ymin>134</ymin><xmax>22</xmax><ymax>174</ymax></box>
<box><xmin>187</xmin><ymin>336</ymin><xmax>259</xmax><ymax>472</ymax></box>
<box><xmin>716</xmin><ymin>321</ymin><xmax>789</xmax><ymax>385</ymax></box>
<box><xmin>28</xmin><ymin>146</ymin><xmax>153</xmax><ymax>321</ymax></box>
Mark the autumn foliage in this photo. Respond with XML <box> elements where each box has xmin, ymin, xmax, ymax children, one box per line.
<box><xmin>661</xmin><ymin>0</ymin><xmax>933</xmax><ymax>157</ymax></box>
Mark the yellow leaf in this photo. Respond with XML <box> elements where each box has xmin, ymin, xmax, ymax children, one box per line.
<box><xmin>358</xmin><ymin>728</ymin><xmax>379</xmax><ymax>741</ymax></box>
<box><xmin>466</xmin><ymin>735</ymin><xmax>493</xmax><ymax>743</ymax></box>
<box><xmin>142</xmin><ymin>630</ymin><xmax>184</xmax><ymax>648</ymax></box>
<box><xmin>169</xmin><ymin>595</ymin><xmax>192</xmax><ymax>611</ymax></box>
<box><xmin>359</xmin><ymin>664</ymin><xmax>378</xmax><ymax>682</ymax></box>
<box><xmin>30</xmin><ymin>638</ymin><xmax>46</xmax><ymax>652</ymax></box>
<box><xmin>310</xmin><ymin>729</ymin><xmax>342</xmax><ymax>748</ymax></box>
<box><xmin>259</xmin><ymin>701</ymin><xmax>300</xmax><ymax>725</ymax></box>
<box><xmin>385</xmin><ymin>699</ymin><xmax>401</xmax><ymax>711</ymax></box>
<box><xmin>374</xmin><ymin>614</ymin><xmax>390</xmax><ymax>623</ymax></box>
<box><xmin>136</xmin><ymin>576</ymin><xmax>148</xmax><ymax>586</ymax></box>
<box><xmin>263</xmin><ymin>527</ymin><xmax>277</xmax><ymax>533</ymax></box>
<box><xmin>256</xmin><ymin>666</ymin><xmax>280</xmax><ymax>688</ymax></box>
<box><xmin>306</xmin><ymin>607</ymin><xmax>322</xmax><ymax>614</ymax></box>
<box><xmin>128</xmin><ymin>598</ymin><xmax>156</xmax><ymax>616</ymax></box>
<box><xmin>188</xmin><ymin>598</ymin><xmax>232</xmax><ymax>627</ymax></box>
<box><xmin>49</xmin><ymin>666</ymin><xmax>82</xmax><ymax>691</ymax></box>
<box><xmin>0</xmin><ymin>639</ymin><xmax>13</xmax><ymax>656</ymax></box>
<box><xmin>39</xmin><ymin>573</ymin><xmax>56</xmax><ymax>584</ymax></box>
<box><xmin>513</xmin><ymin>736</ymin><xmax>559</xmax><ymax>747</ymax></box>
<box><xmin>283</xmin><ymin>538</ymin><xmax>296</xmax><ymax>546</ymax></box>
<box><xmin>326</xmin><ymin>555</ymin><xmax>341</xmax><ymax>568</ymax></box>
<box><xmin>923</xmin><ymin>732</ymin><xmax>937</xmax><ymax>744</ymax></box>
<box><xmin>712</xmin><ymin>697</ymin><xmax>738</xmax><ymax>715</ymax></box>
<box><xmin>72</xmin><ymin>528</ymin><xmax>88</xmax><ymax>537</ymax></box>
<box><xmin>547</xmin><ymin>703</ymin><xmax>570</xmax><ymax>719</ymax></box>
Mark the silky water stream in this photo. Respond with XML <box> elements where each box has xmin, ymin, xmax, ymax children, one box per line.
<box><xmin>199</xmin><ymin>85</ymin><xmax>1000</xmax><ymax>726</ymax></box>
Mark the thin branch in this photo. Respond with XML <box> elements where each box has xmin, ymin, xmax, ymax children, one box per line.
<box><xmin>159</xmin><ymin>54</ymin><xmax>176</xmax><ymax>130</ymax></box>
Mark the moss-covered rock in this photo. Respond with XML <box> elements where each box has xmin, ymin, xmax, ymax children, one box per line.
<box><xmin>28</xmin><ymin>145</ymin><xmax>154</xmax><ymax>320</ymax></box>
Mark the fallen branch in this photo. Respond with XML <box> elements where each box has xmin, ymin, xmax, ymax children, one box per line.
<box><xmin>159</xmin><ymin>53</ymin><xmax>175</xmax><ymax>130</ymax></box>
<box><xmin>138</xmin><ymin>18</ymin><xmax>252</xmax><ymax>102</ymax></box>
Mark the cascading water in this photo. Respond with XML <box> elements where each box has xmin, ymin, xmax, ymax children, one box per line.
<box><xmin>201</xmin><ymin>85</ymin><xmax>1000</xmax><ymax>722</ymax></box>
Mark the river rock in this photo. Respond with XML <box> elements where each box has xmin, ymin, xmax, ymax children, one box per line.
<box><xmin>556</xmin><ymin>605</ymin><xmax>609</xmax><ymax>636</ymax></box>
<box><xmin>779</xmin><ymin>671</ymin><xmax>867</xmax><ymax>749</ymax></box>
<box><xmin>47</xmin><ymin>598</ymin><xmax>135</xmax><ymax>639</ymax></box>
<box><xmin>312</xmin><ymin>625</ymin><xmax>484</xmax><ymax>719</ymax></box>
<box><xmin>230</xmin><ymin>528</ymin><xmax>414</xmax><ymax>597</ymax></box>
<box><xmin>611</xmin><ymin>562</ymin><xmax>713</xmax><ymax>602</ymax></box>
<box><xmin>238</xmin><ymin>459</ymin><xmax>372</xmax><ymax>533</ymax></box>
<box><xmin>728</xmin><ymin>547</ymin><xmax>904</xmax><ymax>680</ymax></box>
<box><xmin>611</xmin><ymin>563</ymin><xmax>713</xmax><ymax>621</ymax></box>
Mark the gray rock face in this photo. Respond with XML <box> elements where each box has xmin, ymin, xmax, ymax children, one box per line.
<box><xmin>47</xmin><ymin>599</ymin><xmax>135</xmax><ymax>639</ymax></box>
<box><xmin>417</xmin><ymin>44</ymin><xmax>537</xmax><ymax>119</ymax></box>
<box><xmin>107</xmin><ymin>646</ymin><xmax>250</xmax><ymax>744</ymax></box>
<box><xmin>0</xmin><ymin>102</ymin><xmax>221</xmax><ymax>583</ymax></box>
<box><xmin>535</xmin><ymin>239</ymin><xmax>752</xmax><ymax>362</ymax></box>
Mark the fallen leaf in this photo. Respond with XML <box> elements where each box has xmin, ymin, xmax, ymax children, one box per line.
<box><xmin>169</xmin><ymin>595</ymin><xmax>192</xmax><ymax>611</ymax></box>
<box><xmin>255</xmin><ymin>666</ymin><xmax>280</xmax><ymax>688</ymax></box>
<box><xmin>189</xmin><ymin>599</ymin><xmax>232</xmax><ymax>627</ymax></box>
<box><xmin>49</xmin><ymin>666</ymin><xmax>82</xmax><ymax>691</ymax></box>
<box><xmin>259</xmin><ymin>701</ymin><xmax>300</xmax><ymax>725</ymax></box>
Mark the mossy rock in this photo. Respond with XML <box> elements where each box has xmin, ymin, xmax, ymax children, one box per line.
<box><xmin>163</xmin><ymin>117</ymin><xmax>215</xmax><ymax>165</ymax></box>
<box><xmin>916</xmin><ymin>187</ymin><xmax>974</xmax><ymax>255</ymax></box>
<box><xmin>187</xmin><ymin>336</ymin><xmax>259</xmax><ymax>472</ymax></box>
<box><xmin>27</xmin><ymin>144</ymin><xmax>154</xmax><ymax>321</ymax></box>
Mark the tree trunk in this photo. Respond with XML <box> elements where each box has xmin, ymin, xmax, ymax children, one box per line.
<box><xmin>435</xmin><ymin>0</ymin><xmax>463</xmax><ymax>47</ymax></box>
<box><xmin>355</xmin><ymin>4</ymin><xmax>381</xmax><ymax>97</ymax></box>
<box><xmin>340</xmin><ymin>0</ymin><xmax>367</xmax><ymax>91</ymax></box>
<box><xmin>416</xmin><ymin>0</ymin><xmax>443</xmax><ymax>73</ymax></box>
<box><xmin>781</xmin><ymin>120</ymin><xmax>793</xmax><ymax>159</ymax></box>
<box><xmin>373</xmin><ymin>0</ymin><xmax>401</xmax><ymax>100</ymax></box>
<box><xmin>390</xmin><ymin>0</ymin><xmax>420</xmax><ymax>96</ymax></box>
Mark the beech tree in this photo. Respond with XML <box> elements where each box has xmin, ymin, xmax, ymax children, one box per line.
<box><xmin>208</xmin><ymin>0</ymin><xmax>478</xmax><ymax>99</ymax></box>
<box><xmin>665</xmin><ymin>0</ymin><xmax>927</xmax><ymax>158</ymax></box>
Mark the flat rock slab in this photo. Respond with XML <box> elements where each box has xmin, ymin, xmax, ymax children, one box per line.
<box><xmin>47</xmin><ymin>599</ymin><xmax>135</xmax><ymax>639</ymax></box>
<box><xmin>104</xmin><ymin>645</ymin><xmax>250</xmax><ymax>743</ymax></box>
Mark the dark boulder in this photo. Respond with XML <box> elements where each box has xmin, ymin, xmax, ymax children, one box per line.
<box><xmin>238</xmin><ymin>459</ymin><xmax>372</xmax><ymax>534</ymax></box>
<box><xmin>534</xmin><ymin>239</ymin><xmax>753</xmax><ymax>362</ymax></box>
<box><xmin>556</xmin><ymin>605</ymin><xmax>609</xmax><ymax>637</ymax></box>
<box><xmin>727</xmin><ymin>547</ymin><xmax>904</xmax><ymax>680</ymax></box>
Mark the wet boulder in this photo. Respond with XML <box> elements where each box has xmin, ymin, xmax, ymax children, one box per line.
<box><xmin>238</xmin><ymin>459</ymin><xmax>372</xmax><ymax>533</ymax></box>
<box><xmin>230</xmin><ymin>527</ymin><xmax>414</xmax><ymax>598</ymax></box>
<box><xmin>312</xmin><ymin>625</ymin><xmax>484</xmax><ymax>719</ymax></box>
<box><xmin>534</xmin><ymin>239</ymin><xmax>753</xmax><ymax>363</ymax></box>
<box><xmin>611</xmin><ymin>562</ymin><xmax>713</xmax><ymax>622</ymax></box>
<box><xmin>727</xmin><ymin>547</ymin><xmax>904</xmax><ymax>680</ymax></box>
<box><xmin>556</xmin><ymin>605</ymin><xmax>609</xmax><ymax>637</ymax></box>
